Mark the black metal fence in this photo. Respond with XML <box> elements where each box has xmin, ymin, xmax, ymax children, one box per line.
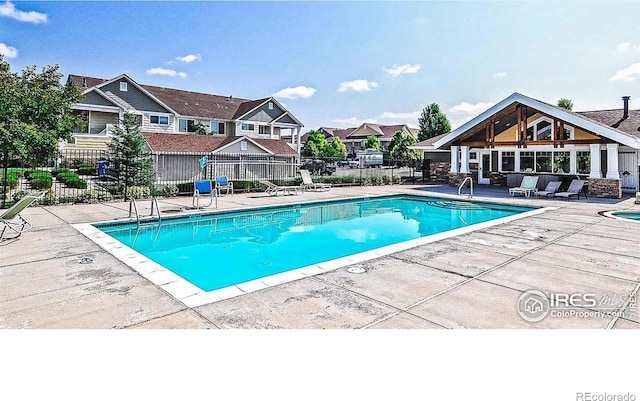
<box><xmin>1</xmin><ymin>149</ymin><xmax>438</xmax><ymax>208</ymax></box>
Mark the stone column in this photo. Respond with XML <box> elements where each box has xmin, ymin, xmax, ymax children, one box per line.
<box><xmin>606</xmin><ymin>144</ymin><xmax>620</xmax><ymax>179</ymax></box>
<box><xmin>450</xmin><ymin>145</ymin><xmax>460</xmax><ymax>173</ymax></box>
<box><xmin>460</xmin><ymin>146</ymin><xmax>470</xmax><ymax>174</ymax></box>
<box><xmin>589</xmin><ymin>144</ymin><xmax>602</xmax><ymax>179</ymax></box>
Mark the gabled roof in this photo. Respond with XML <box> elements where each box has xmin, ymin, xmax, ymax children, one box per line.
<box><xmin>67</xmin><ymin>74</ymin><xmax>108</xmax><ymax>89</ymax></box>
<box><xmin>434</xmin><ymin>92</ymin><xmax>640</xmax><ymax>149</ymax></box>
<box><xmin>142</xmin><ymin>133</ymin><xmax>298</xmax><ymax>155</ymax></box>
<box><xmin>577</xmin><ymin>109</ymin><xmax>640</xmax><ymax>139</ymax></box>
<box><xmin>410</xmin><ymin>133</ymin><xmax>449</xmax><ymax>150</ymax></box>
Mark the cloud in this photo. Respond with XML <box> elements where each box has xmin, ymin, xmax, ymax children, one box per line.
<box><xmin>493</xmin><ymin>72</ymin><xmax>507</xmax><ymax>78</ymax></box>
<box><xmin>332</xmin><ymin>117</ymin><xmax>374</xmax><ymax>126</ymax></box>
<box><xmin>175</xmin><ymin>54</ymin><xmax>201</xmax><ymax>64</ymax></box>
<box><xmin>333</xmin><ymin>110</ymin><xmax>421</xmax><ymax>128</ymax></box>
<box><xmin>616</xmin><ymin>42</ymin><xmax>631</xmax><ymax>52</ymax></box>
<box><xmin>338</xmin><ymin>79</ymin><xmax>379</xmax><ymax>92</ymax></box>
<box><xmin>273</xmin><ymin>85</ymin><xmax>317</xmax><ymax>100</ymax></box>
<box><xmin>609</xmin><ymin>63</ymin><xmax>640</xmax><ymax>82</ymax></box>
<box><xmin>0</xmin><ymin>42</ymin><xmax>18</xmax><ymax>58</ymax></box>
<box><xmin>448</xmin><ymin>101</ymin><xmax>494</xmax><ymax>129</ymax></box>
<box><xmin>0</xmin><ymin>1</ymin><xmax>47</xmax><ymax>23</ymax></box>
<box><xmin>384</xmin><ymin>63</ymin><xmax>421</xmax><ymax>77</ymax></box>
<box><xmin>146</xmin><ymin>67</ymin><xmax>187</xmax><ymax>78</ymax></box>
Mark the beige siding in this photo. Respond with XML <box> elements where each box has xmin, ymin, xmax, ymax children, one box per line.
<box><xmin>142</xmin><ymin>113</ymin><xmax>177</xmax><ymax>133</ymax></box>
<box><xmin>89</xmin><ymin>111</ymin><xmax>119</xmax><ymax>135</ymax></box>
<box><xmin>63</xmin><ymin>137</ymin><xmax>112</xmax><ymax>151</ymax></box>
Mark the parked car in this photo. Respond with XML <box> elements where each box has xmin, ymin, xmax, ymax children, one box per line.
<box><xmin>300</xmin><ymin>159</ymin><xmax>336</xmax><ymax>175</ymax></box>
<box><xmin>336</xmin><ymin>160</ymin><xmax>349</xmax><ymax>167</ymax></box>
<box><xmin>348</xmin><ymin>160</ymin><xmax>360</xmax><ymax>169</ymax></box>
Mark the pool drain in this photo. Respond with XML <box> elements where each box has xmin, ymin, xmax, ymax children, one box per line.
<box><xmin>347</xmin><ymin>267</ymin><xmax>366</xmax><ymax>274</ymax></box>
<box><xmin>80</xmin><ymin>257</ymin><xmax>94</xmax><ymax>264</ymax></box>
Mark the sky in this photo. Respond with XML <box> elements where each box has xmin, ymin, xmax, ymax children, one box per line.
<box><xmin>2</xmin><ymin>1</ymin><xmax>640</xmax><ymax>132</ymax></box>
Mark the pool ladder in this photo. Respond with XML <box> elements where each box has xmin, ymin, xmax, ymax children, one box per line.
<box><xmin>458</xmin><ymin>177</ymin><xmax>473</xmax><ymax>199</ymax></box>
<box><xmin>128</xmin><ymin>196</ymin><xmax>162</xmax><ymax>227</ymax></box>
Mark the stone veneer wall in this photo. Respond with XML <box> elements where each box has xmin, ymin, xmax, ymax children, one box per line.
<box><xmin>587</xmin><ymin>178</ymin><xmax>622</xmax><ymax>199</ymax></box>
<box><xmin>449</xmin><ymin>172</ymin><xmax>471</xmax><ymax>187</ymax></box>
<box><xmin>429</xmin><ymin>162</ymin><xmax>451</xmax><ymax>183</ymax></box>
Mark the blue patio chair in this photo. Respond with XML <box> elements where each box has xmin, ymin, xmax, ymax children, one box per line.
<box><xmin>215</xmin><ymin>176</ymin><xmax>234</xmax><ymax>196</ymax></box>
<box><xmin>193</xmin><ymin>180</ymin><xmax>217</xmax><ymax>209</ymax></box>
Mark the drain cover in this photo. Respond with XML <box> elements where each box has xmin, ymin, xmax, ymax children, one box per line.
<box><xmin>347</xmin><ymin>267</ymin><xmax>366</xmax><ymax>274</ymax></box>
<box><xmin>80</xmin><ymin>257</ymin><xmax>94</xmax><ymax>264</ymax></box>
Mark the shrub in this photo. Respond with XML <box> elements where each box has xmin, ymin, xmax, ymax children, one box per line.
<box><xmin>2</xmin><ymin>173</ymin><xmax>19</xmax><ymax>189</ymax></box>
<box><xmin>76</xmin><ymin>190</ymin><xmax>113</xmax><ymax>204</ymax></box>
<box><xmin>372</xmin><ymin>175</ymin><xmax>384</xmax><ymax>186</ymax></box>
<box><xmin>393</xmin><ymin>175</ymin><xmax>402</xmax><ymax>184</ymax></box>
<box><xmin>30</xmin><ymin>176</ymin><xmax>53</xmax><ymax>190</ymax></box>
<box><xmin>65</xmin><ymin>176</ymin><xmax>88</xmax><ymax>189</ymax></box>
<box><xmin>162</xmin><ymin>184</ymin><xmax>178</xmax><ymax>197</ymax></box>
<box><xmin>27</xmin><ymin>171</ymin><xmax>52</xmax><ymax>181</ymax></box>
<box><xmin>51</xmin><ymin>167</ymin><xmax>71</xmax><ymax>177</ymax></box>
<box><xmin>56</xmin><ymin>171</ymin><xmax>79</xmax><ymax>183</ymax></box>
<box><xmin>39</xmin><ymin>192</ymin><xmax>60</xmax><ymax>206</ymax></box>
<box><xmin>382</xmin><ymin>175</ymin><xmax>392</xmax><ymax>185</ymax></box>
<box><xmin>341</xmin><ymin>175</ymin><xmax>356</xmax><ymax>185</ymax></box>
<box><xmin>11</xmin><ymin>190</ymin><xmax>30</xmax><ymax>203</ymax></box>
<box><xmin>6</xmin><ymin>168</ymin><xmax>25</xmax><ymax>178</ymax></box>
<box><xmin>76</xmin><ymin>161</ymin><xmax>97</xmax><ymax>176</ymax></box>
<box><xmin>361</xmin><ymin>176</ymin><xmax>372</xmax><ymax>186</ymax></box>
<box><xmin>176</xmin><ymin>182</ymin><xmax>194</xmax><ymax>194</ymax></box>
<box><xmin>126</xmin><ymin>186</ymin><xmax>150</xmax><ymax>199</ymax></box>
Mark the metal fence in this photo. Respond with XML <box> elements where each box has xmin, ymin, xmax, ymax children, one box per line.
<box><xmin>1</xmin><ymin>149</ymin><xmax>438</xmax><ymax>208</ymax></box>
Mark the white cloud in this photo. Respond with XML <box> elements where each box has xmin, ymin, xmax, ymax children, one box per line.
<box><xmin>338</xmin><ymin>79</ymin><xmax>379</xmax><ymax>92</ymax></box>
<box><xmin>273</xmin><ymin>85</ymin><xmax>317</xmax><ymax>100</ymax></box>
<box><xmin>609</xmin><ymin>63</ymin><xmax>640</xmax><ymax>82</ymax></box>
<box><xmin>493</xmin><ymin>72</ymin><xmax>507</xmax><ymax>78</ymax></box>
<box><xmin>616</xmin><ymin>42</ymin><xmax>631</xmax><ymax>52</ymax></box>
<box><xmin>384</xmin><ymin>63</ymin><xmax>421</xmax><ymax>77</ymax></box>
<box><xmin>332</xmin><ymin>110</ymin><xmax>421</xmax><ymax>128</ymax></box>
<box><xmin>0</xmin><ymin>42</ymin><xmax>18</xmax><ymax>58</ymax></box>
<box><xmin>175</xmin><ymin>54</ymin><xmax>201</xmax><ymax>64</ymax></box>
<box><xmin>448</xmin><ymin>101</ymin><xmax>494</xmax><ymax>129</ymax></box>
<box><xmin>332</xmin><ymin>117</ymin><xmax>374</xmax><ymax>126</ymax></box>
<box><xmin>146</xmin><ymin>67</ymin><xmax>187</xmax><ymax>78</ymax></box>
<box><xmin>0</xmin><ymin>1</ymin><xmax>47</xmax><ymax>23</ymax></box>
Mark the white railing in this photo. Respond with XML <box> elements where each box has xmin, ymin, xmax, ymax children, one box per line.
<box><xmin>458</xmin><ymin>176</ymin><xmax>473</xmax><ymax>199</ymax></box>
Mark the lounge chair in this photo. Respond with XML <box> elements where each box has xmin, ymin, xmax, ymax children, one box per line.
<box><xmin>1</xmin><ymin>192</ymin><xmax>43</xmax><ymax>241</ymax></box>
<box><xmin>259</xmin><ymin>180</ymin><xmax>304</xmax><ymax>196</ymax></box>
<box><xmin>554</xmin><ymin>179</ymin><xmax>587</xmax><ymax>201</ymax></box>
<box><xmin>299</xmin><ymin>169</ymin><xmax>331</xmax><ymax>192</ymax></box>
<box><xmin>509</xmin><ymin>176</ymin><xmax>539</xmax><ymax>197</ymax></box>
<box><xmin>215</xmin><ymin>176</ymin><xmax>234</xmax><ymax>196</ymax></box>
<box><xmin>193</xmin><ymin>180</ymin><xmax>217</xmax><ymax>209</ymax></box>
<box><xmin>534</xmin><ymin>181</ymin><xmax>562</xmax><ymax>198</ymax></box>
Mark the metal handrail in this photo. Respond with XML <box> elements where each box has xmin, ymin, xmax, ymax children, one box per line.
<box><xmin>458</xmin><ymin>176</ymin><xmax>473</xmax><ymax>199</ymax></box>
<box><xmin>150</xmin><ymin>196</ymin><xmax>162</xmax><ymax>223</ymax></box>
<box><xmin>128</xmin><ymin>197</ymin><xmax>140</xmax><ymax>227</ymax></box>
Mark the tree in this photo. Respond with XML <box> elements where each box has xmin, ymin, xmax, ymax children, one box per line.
<box><xmin>418</xmin><ymin>103</ymin><xmax>451</xmax><ymax>142</ymax></box>
<box><xmin>301</xmin><ymin>141</ymin><xmax>319</xmax><ymax>157</ymax></box>
<box><xmin>557</xmin><ymin>98</ymin><xmax>573</xmax><ymax>111</ymax></box>
<box><xmin>302</xmin><ymin>130</ymin><xmax>329</xmax><ymax>157</ymax></box>
<box><xmin>0</xmin><ymin>55</ymin><xmax>81</xmax><ymax>206</ymax></box>
<box><xmin>365</xmin><ymin>135</ymin><xmax>381</xmax><ymax>150</ymax></box>
<box><xmin>101</xmin><ymin>112</ymin><xmax>153</xmax><ymax>198</ymax></box>
<box><xmin>390</xmin><ymin>130</ymin><xmax>420</xmax><ymax>166</ymax></box>
<box><xmin>329</xmin><ymin>136</ymin><xmax>348</xmax><ymax>159</ymax></box>
<box><xmin>193</xmin><ymin>121</ymin><xmax>209</xmax><ymax>135</ymax></box>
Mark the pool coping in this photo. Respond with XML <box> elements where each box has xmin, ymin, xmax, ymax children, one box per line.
<box><xmin>73</xmin><ymin>193</ymin><xmax>552</xmax><ymax>308</ymax></box>
<box><xmin>602</xmin><ymin>210</ymin><xmax>640</xmax><ymax>223</ymax></box>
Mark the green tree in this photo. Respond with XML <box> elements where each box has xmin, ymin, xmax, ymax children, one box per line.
<box><xmin>557</xmin><ymin>98</ymin><xmax>573</xmax><ymax>111</ymax></box>
<box><xmin>193</xmin><ymin>121</ymin><xmax>209</xmax><ymax>135</ymax></box>
<box><xmin>302</xmin><ymin>130</ymin><xmax>329</xmax><ymax>157</ymax></box>
<box><xmin>365</xmin><ymin>135</ymin><xmax>381</xmax><ymax>150</ymax></box>
<box><xmin>0</xmin><ymin>55</ymin><xmax>81</xmax><ymax>206</ymax></box>
<box><xmin>329</xmin><ymin>136</ymin><xmax>348</xmax><ymax>159</ymax></box>
<box><xmin>390</xmin><ymin>130</ymin><xmax>420</xmax><ymax>166</ymax></box>
<box><xmin>101</xmin><ymin>112</ymin><xmax>153</xmax><ymax>198</ymax></box>
<box><xmin>301</xmin><ymin>141</ymin><xmax>319</xmax><ymax>157</ymax></box>
<box><xmin>418</xmin><ymin>103</ymin><xmax>451</xmax><ymax>142</ymax></box>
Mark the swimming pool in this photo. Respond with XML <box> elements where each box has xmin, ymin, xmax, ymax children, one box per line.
<box><xmin>604</xmin><ymin>211</ymin><xmax>640</xmax><ymax>222</ymax></box>
<box><xmin>76</xmin><ymin>194</ymin><xmax>543</xmax><ymax>306</ymax></box>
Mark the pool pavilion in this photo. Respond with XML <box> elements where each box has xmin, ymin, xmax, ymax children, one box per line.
<box><xmin>413</xmin><ymin>93</ymin><xmax>640</xmax><ymax>198</ymax></box>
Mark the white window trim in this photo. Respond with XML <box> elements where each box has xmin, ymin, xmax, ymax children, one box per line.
<box><xmin>149</xmin><ymin>114</ymin><xmax>170</xmax><ymax>125</ymax></box>
<box><xmin>120</xmin><ymin>82</ymin><xmax>128</xmax><ymax>92</ymax></box>
<box><xmin>240</xmin><ymin>141</ymin><xmax>248</xmax><ymax>151</ymax></box>
<box><xmin>527</xmin><ymin>116</ymin><xmax>575</xmax><ymax>141</ymax></box>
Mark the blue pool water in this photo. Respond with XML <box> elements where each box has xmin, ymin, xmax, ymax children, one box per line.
<box><xmin>95</xmin><ymin>195</ymin><xmax>534</xmax><ymax>291</ymax></box>
<box><xmin>610</xmin><ymin>211</ymin><xmax>640</xmax><ymax>221</ymax></box>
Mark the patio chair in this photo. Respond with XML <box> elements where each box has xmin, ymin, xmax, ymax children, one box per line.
<box><xmin>1</xmin><ymin>192</ymin><xmax>44</xmax><ymax>241</ymax></box>
<box><xmin>299</xmin><ymin>169</ymin><xmax>331</xmax><ymax>192</ymax></box>
<box><xmin>215</xmin><ymin>176</ymin><xmax>234</xmax><ymax>196</ymax></box>
<box><xmin>259</xmin><ymin>180</ymin><xmax>304</xmax><ymax>196</ymax></box>
<box><xmin>554</xmin><ymin>179</ymin><xmax>587</xmax><ymax>201</ymax></box>
<box><xmin>509</xmin><ymin>176</ymin><xmax>539</xmax><ymax>197</ymax></box>
<box><xmin>193</xmin><ymin>180</ymin><xmax>217</xmax><ymax>209</ymax></box>
<box><xmin>534</xmin><ymin>181</ymin><xmax>562</xmax><ymax>198</ymax></box>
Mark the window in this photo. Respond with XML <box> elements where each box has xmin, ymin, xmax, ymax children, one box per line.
<box><xmin>241</xmin><ymin>123</ymin><xmax>255</xmax><ymax>131</ymax></box>
<box><xmin>536</xmin><ymin>151</ymin><xmax>552</xmax><ymax>173</ymax></box>
<box><xmin>501</xmin><ymin>151</ymin><xmax>515</xmax><ymax>171</ymax></box>
<box><xmin>240</xmin><ymin>141</ymin><xmax>248</xmax><ymax>151</ymax></box>
<box><xmin>469</xmin><ymin>152</ymin><xmax>477</xmax><ymax>161</ymax></box>
<box><xmin>526</xmin><ymin>117</ymin><xmax>553</xmax><ymax>141</ymax></box>
<box><xmin>119</xmin><ymin>82</ymin><xmax>128</xmax><ymax>91</ymax></box>
<box><xmin>560</xmin><ymin>125</ymin><xmax>574</xmax><ymax>140</ymax></box>
<box><xmin>210</xmin><ymin>122</ymin><xmax>225</xmax><ymax>135</ymax></box>
<box><xmin>150</xmin><ymin>115</ymin><xmax>169</xmax><ymax>125</ymax></box>
<box><xmin>179</xmin><ymin>119</ymin><xmax>195</xmax><ymax>133</ymax></box>
<box><xmin>268</xmin><ymin>102</ymin><xmax>273</xmax><ymax>110</ymax></box>
<box><xmin>520</xmin><ymin>151</ymin><xmax>535</xmax><ymax>172</ymax></box>
<box><xmin>577</xmin><ymin>151</ymin><xmax>590</xmax><ymax>174</ymax></box>
<box><xmin>553</xmin><ymin>151</ymin><xmax>570</xmax><ymax>174</ymax></box>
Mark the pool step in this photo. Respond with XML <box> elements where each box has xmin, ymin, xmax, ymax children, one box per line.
<box><xmin>425</xmin><ymin>200</ymin><xmax>489</xmax><ymax>210</ymax></box>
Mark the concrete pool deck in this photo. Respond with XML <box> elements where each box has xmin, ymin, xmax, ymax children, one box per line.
<box><xmin>1</xmin><ymin>184</ymin><xmax>639</xmax><ymax>329</ymax></box>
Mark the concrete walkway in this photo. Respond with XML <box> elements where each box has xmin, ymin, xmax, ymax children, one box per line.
<box><xmin>1</xmin><ymin>184</ymin><xmax>638</xmax><ymax>329</ymax></box>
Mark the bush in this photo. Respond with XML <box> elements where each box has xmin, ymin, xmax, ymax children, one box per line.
<box><xmin>393</xmin><ymin>175</ymin><xmax>402</xmax><ymax>184</ymax></box>
<box><xmin>76</xmin><ymin>190</ymin><xmax>113</xmax><ymax>204</ymax></box>
<box><xmin>38</xmin><ymin>192</ymin><xmax>60</xmax><ymax>206</ymax></box>
<box><xmin>163</xmin><ymin>184</ymin><xmax>178</xmax><ymax>197</ymax></box>
<box><xmin>126</xmin><ymin>186</ymin><xmax>150</xmax><ymax>200</ymax></box>
<box><xmin>51</xmin><ymin>167</ymin><xmax>71</xmax><ymax>177</ymax></box>
<box><xmin>2</xmin><ymin>173</ymin><xmax>19</xmax><ymax>189</ymax></box>
<box><xmin>12</xmin><ymin>190</ymin><xmax>30</xmax><ymax>203</ymax></box>
<box><xmin>341</xmin><ymin>175</ymin><xmax>356</xmax><ymax>185</ymax></box>
<box><xmin>382</xmin><ymin>175</ymin><xmax>392</xmax><ymax>185</ymax></box>
<box><xmin>76</xmin><ymin>161</ymin><xmax>97</xmax><ymax>176</ymax></box>
<box><xmin>56</xmin><ymin>171</ymin><xmax>78</xmax><ymax>183</ymax></box>
<box><xmin>30</xmin><ymin>174</ymin><xmax>53</xmax><ymax>189</ymax></box>
<box><xmin>361</xmin><ymin>176</ymin><xmax>372</xmax><ymax>186</ymax></box>
<box><xmin>5</xmin><ymin>168</ymin><xmax>25</xmax><ymax>178</ymax></box>
<box><xmin>65</xmin><ymin>176</ymin><xmax>88</xmax><ymax>189</ymax></box>
<box><xmin>176</xmin><ymin>182</ymin><xmax>194</xmax><ymax>194</ymax></box>
<box><xmin>372</xmin><ymin>175</ymin><xmax>384</xmax><ymax>186</ymax></box>
<box><xmin>232</xmin><ymin>180</ymin><xmax>258</xmax><ymax>191</ymax></box>
<box><xmin>27</xmin><ymin>171</ymin><xmax>52</xmax><ymax>181</ymax></box>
